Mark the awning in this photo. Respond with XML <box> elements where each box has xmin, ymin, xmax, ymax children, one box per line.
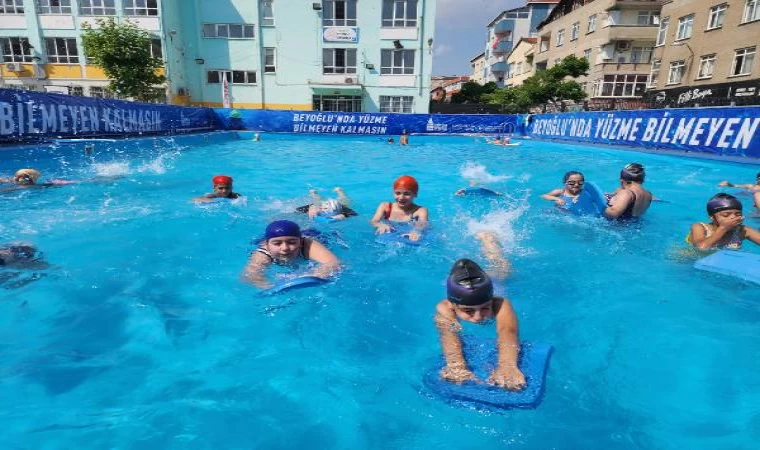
<box><xmin>309</xmin><ymin>81</ymin><xmax>363</xmax><ymax>94</ymax></box>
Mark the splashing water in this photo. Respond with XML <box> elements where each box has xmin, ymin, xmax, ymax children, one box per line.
<box><xmin>459</xmin><ymin>162</ymin><xmax>510</xmax><ymax>184</ymax></box>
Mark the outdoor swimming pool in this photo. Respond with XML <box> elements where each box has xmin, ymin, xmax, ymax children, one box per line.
<box><xmin>1</xmin><ymin>133</ymin><xmax>758</xmax><ymax>449</ymax></box>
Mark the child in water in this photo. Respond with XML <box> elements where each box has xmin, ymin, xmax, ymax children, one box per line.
<box><xmin>718</xmin><ymin>172</ymin><xmax>760</xmax><ymax>208</ymax></box>
<box><xmin>541</xmin><ymin>171</ymin><xmax>586</xmax><ymax>207</ymax></box>
<box><xmin>370</xmin><ymin>175</ymin><xmax>429</xmax><ymax>242</ymax></box>
<box><xmin>400</xmin><ymin>130</ymin><xmax>409</xmax><ymax>146</ymax></box>
<box><xmin>242</xmin><ymin>220</ymin><xmax>341</xmax><ymax>288</ymax></box>
<box><xmin>193</xmin><ymin>175</ymin><xmax>241</xmax><ymax>203</ymax></box>
<box><xmin>296</xmin><ymin>187</ymin><xmax>357</xmax><ymax>220</ymax></box>
<box><xmin>686</xmin><ymin>193</ymin><xmax>760</xmax><ymax>250</ymax></box>
<box><xmin>605</xmin><ymin>163</ymin><xmax>652</xmax><ymax>220</ymax></box>
<box><xmin>434</xmin><ymin>259</ymin><xmax>525</xmax><ymax>390</ymax></box>
<box><xmin>0</xmin><ymin>168</ymin><xmax>80</xmax><ymax>192</ymax></box>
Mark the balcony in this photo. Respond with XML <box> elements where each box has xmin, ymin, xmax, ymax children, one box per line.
<box><xmin>494</xmin><ymin>20</ymin><xmax>512</xmax><ymax>35</ymax></box>
<box><xmin>492</xmin><ymin>41</ymin><xmax>512</xmax><ymax>54</ymax></box>
<box><xmin>491</xmin><ymin>61</ymin><xmax>508</xmax><ymax>72</ymax></box>
<box><xmin>608</xmin><ymin>0</ymin><xmax>665</xmax><ymax>10</ymax></box>
<box><xmin>601</xmin><ymin>24</ymin><xmax>659</xmax><ymax>42</ymax></box>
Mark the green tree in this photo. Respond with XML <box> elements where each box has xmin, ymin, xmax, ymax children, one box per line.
<box><xmin>485</xmin><ymin>55</ymin><xmax>589</xmax><ymax>112</ymax></box>
<box><xmin>450</xmin><ymin>81</ymin><xmax>499</xmax><ymax>103</ymax></box>
<box><xmin>82</xmin><ymin>18</ymin><xmax>165</xmax><ymax>102</ymax></box>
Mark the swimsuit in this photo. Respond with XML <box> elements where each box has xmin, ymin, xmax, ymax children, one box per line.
<box><xmin>384</xmin><ymin>202</ymin><xmax>420</xmax><ymax>222</ymax></box>
<box><xmin>685</xmin><ymin>223</ymin><xmax>743</xmax><ymax>250</ymax></box>
<box><xmin>256</xmin><ymin>237</ymin><xmax>309</xmax><ymax>263</ymax></box>
<box><xmin>619</xmin><ymin>190</ymin><xmax>637</xmax><ymax>220</ymax></box>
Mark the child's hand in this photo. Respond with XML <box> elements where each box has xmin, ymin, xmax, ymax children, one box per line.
<box><xmin>404</xmin><ymin>230</ymin><xmax>421</xmax><ymax>241</ymax></box>
<box><xmin>455</xmin><ymin>189</ymin><xmax>466</xmax><ymax>196</ymax></box>
<box><xmin>717</xmin><ymin>180</ymin><xmax>730</xmax><ymax>187</ymax></box>
<box><xmin>375</xmin><ymin>223</ymin><xmax>393</xmax><ymax>234</ymax></box>
<box><xmin>332</xmin><ymin>214</ymin><xmax>346</xmax><ymax>220</ymax></box>
<box><xmin>554</xmin><ymin>198</ymin><xmax>566</xmax><ymax>206</ymax></box>
<box><xmin>717</xmin><ymin>215</ymin><xmax>743</xmax><ymax>230</ymax></box>
<box><xmin>488</xmin><ymin>366</ymin><xmax>526</xmax><ymax>391</ymax></box>
<box><xmin>440</xmin><ymin>365</ymin><xmax>478</xmax><ymax>384</ymax></box>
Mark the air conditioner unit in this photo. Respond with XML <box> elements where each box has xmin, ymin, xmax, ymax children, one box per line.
<box><xmin>5</xmin><ymin>62</ymin><xmax>22</xmax><ymax>72</ymax></box>
<box><xmin>344</xmin><ymin>77</ymin><xmax>356</xmax><ymax>84</ymax></box>
<box><xmin>615</xmin><ymin>41</ymin><xmax>630</xmax><ymax>51</ymax></box>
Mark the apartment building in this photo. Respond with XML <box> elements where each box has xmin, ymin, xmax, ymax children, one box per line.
<box><xmin>645</xmin><ymin>0</ymin><xmax>760</xmax><ymax>107</ymax></box>
<box><xmin>534</xmin><ymin>0</ymin><xmax>664</xmax><ymax>108</ymax></box>
<box><xmin>0</xmin><ymin>0</ymin><xmax>166</xmax><ymax>99</ymax></box>
<box><xmin>0</xmin><ymin>0</ymin><xmax>436</xmax><ymax>113</ymax></box>
<box><xmin>506</xmin><ymin>37</ymin><xmax>537</xmax><ymax>86</ymax></box>
<box><xmin>470</xmin><ymin>51</ymin><xmax>486</xmax><ymax>84</ymax></box>
<box><xmin>483</xmin><ymin>0</ymin><xmax>558</xmax><ymax>86</ymax></box>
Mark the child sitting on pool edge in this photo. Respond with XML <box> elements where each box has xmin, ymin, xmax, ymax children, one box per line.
<box><xmin>242</xmin><ymin>220</ymin><xmax>341</xmax><ymax>289</ymax></box>
<box><xmin>686</xmin><ymin>193</ymin><xmax>760</xmax><ymax>251</ymax></box>
<box><xmin>296</xmin><ymin>187</ymin><xmax>358</xmax><ymax>220</ymax></box>
<box><xmin>434</xmin><ymin>258</ymin><xmax>525</xmax><ymax>390</ymax></box>
<box><xmin>193</xmin><ymin>175</ymin><xmax>241</xmax><ymax>203</ymax></box>
<box><xmin>370</xmin><ymin>175</ymin><xmax>428</xmax><ymax>242</ymax></box>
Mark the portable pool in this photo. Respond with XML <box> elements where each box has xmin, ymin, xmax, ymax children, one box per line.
<box><xmin>1</xmin><ymin>133</ymin><xmax>758</xmax><ymax>449</ymax></box>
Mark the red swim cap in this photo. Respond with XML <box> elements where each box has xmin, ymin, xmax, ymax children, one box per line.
<box><xmin>212</xmin><ymin>175</ymin><xmax>233</xmax><ymax>185</ymax></box>
<box><xmin>393</xmin><ymin>175</ymin><xmax>418</xmax><ymax>194</ymax></box>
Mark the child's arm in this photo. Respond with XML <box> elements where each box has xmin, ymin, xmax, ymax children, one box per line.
<box><xmin>604</xmin><ymin>190</ymin><xmax>634</xmax><ymax>218</ymax></box>
<box><xmin>405</xmin><ymin>207</ymin><xmax>429</xmax><ymax>241</ymax></box>
<box><xmin>718</xmin><ymin>180</ymin><xmax>755</xmax><ymax>189</ymax></box>
<box><xmin>241</xmin><ymin>251</ymin><xmax>274</xmax><ymax>288</ymax></box>
<box><xmin>488</xmin><ymin>298</ymin><xmax>525</xmax><ymax>391</ymax></box>
<box><xmin>744</xmin><ymin>226</ymin><xmax>760</xmax><ymax>246</ymax></box>
<box><xmin>305</xmin><ymin>239</ymin><xmax>341</xmax><ymax>279</ymax></box>
<box><xmin>541</xmin><ymin>188</ymin><xmax>566</xmax><ymax>205</ymax></box>
<box><xmin>333</xmin><ymin>187</ymin><xmax>350</xmax><ymax>207</ymax></box>
<box><xmin>435</xmin><ymin>300</ymin><xmax>477</xmax><ymax>383</ymax></box>
<box><xmin>689</xmin><ymin>221</ymin><xmax>740</xmax><ymax>250</ymax></box>
<box><xmin>370</xmin><ymin>202</ymin><xmax>393</xmax><ymax>233</ymax></box>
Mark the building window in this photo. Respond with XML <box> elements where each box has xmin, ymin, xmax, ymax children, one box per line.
<box><xmin>149</xmin><ymin>38</ymin><xmax>162</xmax><ymax>59</ymax></box>
<box><xmin>637</xmin><ymin>11</ymin><xmax>659</xmax><ymax>26</ymax></box>
<box><xmin>37</xmin><ymin>0</ymin><xmax>72</xmax><ymax>14</ymax></box>
<box><xmin>380</xmin><ymin>49</ymin><xmax>415</xmax><ymax>74</ymax></box>
<box><xmin>570</xmin><ymin>22</ymin><xmax>579</xmax><ymax>40</ymax></box>
<box><xmin>313</xmin><ymin>95</ymin><xmax>362</xmax><ymax>112</ymax></box>
<box><xmin>79</xmin><ymin>0</ymin><xmax>116</xmax><ymax>16</ymax></box>
<box><xmin>379</xmin><ymin>95</ymin><xmax>413</xmax><ymax>113</ymax></box>
<box><xmin>123</xmin><ymin>0</ymin><xmax>158</xmax><ymax>16</ymax></box>
<box><xmin>648</xmin><ymin>60</ymin><xmax>660</xmax><ymax>87</ymax></box>
<box><xmin>676</xmin><ymin>14</ymin><xmax>694</xmax><ymax>40</ymax></box>
<box><xmin>207</xmin><ymin>70</ymin><xmax>257</xmax><ymax>84</ymax></box>
<box><xmin>731</xmin><ymin>46</ymin><xmax>755</xmax><ymax>76</ymax></box>
<box><xmin>89</xmin><ymin>86</ymin><xmax>115</xmax><ymax>98</ymax></box>
<box><xmin>587</xmin><ymin>14</ymin><xmax>597</xmax><ymax>33</ymax></box>
<box><xmin>556</xmin><ymin>29</ymin><xmax>565</xmax><ymax>47</ymax></box>
<box><xmin>583</xmin><ymin>48</ymin><xmax>592</xmax><ymax>61</ymax></box>
<box><xmin>697</xmin><ymin>54</ymin><xmax>715</xmax><ymax>79</ymax></box>
<box><xmin>667</xmin><ymin>60</ymin><xmax>685</xmax><ymax>84</ymax></box>
<box><xmin>323</xmin><ymin>48</ymin><xmax>357</xmax><ymax>74</ymax></box>
<box><xmin>596</xmin><ymin>74</ymin><xmax>648</xmax><ymax>97</ymax></box>
<box><xmin>0</xmin><ymin>0</ymin><xmax>23</xmax><ymax>13</ymax></box>
<box><xmin>261</xmin><ymin>1</ymin><xmax>274</xmax><ymax>26</ymax></box>
<box><xmin>264</xmin><ymin>47</ymin><xmax>276</xmax><ymax>73</ymax></box>
<box><xmin>744</xmin><ymin>0</ymin><xmax>760</xmax><ymax>23</ymax></box>
<box><xmin>1</xmin><ymin>37</ymin><xmax>33</xmax><ymax>62</ymax></box>
<box><xmin>70</xmin><ymin>85</ymin><xmax>84</xmax><ymax>96</ymax></box>
<box><xmin>707</xmin><ymin>4</ymin><xmax>727</xmax><ymax>29</ymax></box>
<box><xmin>539</xmin><ymin>39</ymin><xmax>549</xmax><ymax>52</ymax></box>
<box><xmin>323</xmin><ymin>0</ymin><xmax>357</xmax><ymax>27</ymax></box>
<box><xmin>631</xmin><ymin>46</ymin><xmax>653</xmax><ymax>64</ymax></box>
<box><xmin>45</xmin><ymin>38</ymin><xmax>79</xmax><ymax>63</ymax></box>
<box><xmin>382</xmin><ymin>0</ymin><xmax>418</xmax><ymax>27</ymax></box>
<box><xmin>202</xmin><ymin>24</ymin><xmax>255</xmax><ymax>39</ymax></box>
<box><xmin>656</xmin><ymin>17</ymin><xmax>669</xmax><ymax>46</ymax></box>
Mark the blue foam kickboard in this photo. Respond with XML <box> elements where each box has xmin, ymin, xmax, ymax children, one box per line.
<box><xmin>375</xmin><ymin>230</ymin><xmax>424</xmax><ymax>246</ymax></box>
<box><xmin>564</xmin><ymin>181</ymin><xmax>607</xmax><ymax>216</ymax></box>
<box><xmin>259</xmin><ymin>276</ymin><xmax>329</xmax><ymax>295</ymax></box>
<box><xmin>694</xmin><ymin>250</ymin><xmax>760</xmax><ymax>285</ymax></box>
<box><xmin>463</xmin><ymin>187</ymin><xmax>501</xmax><ymax>197</ymax></box>
<box><xmin>424</xmin><ymin>336</ymin><xmax>553</xmax><ymax>410</ymax></box>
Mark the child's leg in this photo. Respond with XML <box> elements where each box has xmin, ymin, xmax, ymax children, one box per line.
<box><xmin>334</xmin><ymin>187</ymin><xmax>351</xmax><ymax>206</ymax></box>
<box><xmin>475</xmin><ymin>231</ymin><xmax>511</xmax><ymax>279</ymax></box>
<box><xmin>309</xmin><ymin>189</ymin><xmax>323</xmax><ymax>205</ymax></box>
<box><xmin>753</xmin><ymin>191</ymin><xmax>760</xmax><ymax>209</ymax></box>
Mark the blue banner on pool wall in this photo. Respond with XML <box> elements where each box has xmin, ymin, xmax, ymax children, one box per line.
<box><xmin>214</xmin><ymin>109</ymin><xmax>519</xmax><ymax>136</ymax></box>
<box><xmin>527</xmin><ymin>107</ymin><xmax>760</xmax><ymax>158</ymax></box>
<box><xmin>0</xmin><ymin>89</ymin><xmax>218</xmax><ymax>143</ymax></box>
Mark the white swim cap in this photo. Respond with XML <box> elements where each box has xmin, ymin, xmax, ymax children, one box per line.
<box><xmin>320</xmin><ymin>199</ymin><xmax>342</xmax><ymax>216</ymax></box>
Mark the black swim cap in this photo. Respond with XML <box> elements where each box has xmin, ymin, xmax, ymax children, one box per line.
<box><xmin>707</xmin><ymin>193</ymin><xmax>742</xmax><ymax>215</ymax></box>
<box><xmin>620</xmin><ymin>163</ymin><xmax>645</xmax><ymax>182</ymax></box>
<box><xmin>563</xmin><ymin>171</ymin><xmax>584</xmax><ymax>182</ymax></box>
<box><xmin>446</xmin><ymin>259</ymin><xmax>493</xmax><ymax>306</ymax></box>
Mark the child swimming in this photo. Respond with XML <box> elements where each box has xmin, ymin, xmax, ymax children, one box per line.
<box><xmin>0</xmin><ymin>168</ymin><xmax>80</xmax><ymax>192</ymax></box>
<box><xmin>400</xmin><ymin>129</ymin><xmax>409</xmax><ymax>146</ymax></box>
<box><xmin>434</xmin><ymin>259</ymin><xmax>525</xmax><ymax>390</ymax></box>
<box><xmin>718</xmin><ymin>172</ymin><xmax>760</xmax><ymax>208</ymax></box>
<box><xmin>242</xmin><ymin>220</ymin><xmax>341</xmax><ymax>289</ymax></box>
<box><xmin>193</xmin><ymin>175</ymin><xmax>241</xmax><ymax>203</ymax></box>
<box><xmin>686</xmin><ymin>194</ymin><xmax>760</xmax><ymax>250</ymax></box>
<box><xmin>296</xmin><ymin>187</ymin><xmax>357</xmax><ymax>220</ymax></box>
<box><xmin>605</xmin><ymin>163</ymin><xmax>652</xmax><ymax>220</ymax></box>
<box><xmin>370</xmin><ymin>175</ymin><xmax>429</xmax><ymax>242</ymax></box>
<box><xmin>541</xmin><ymin>171</ymin><xmax>585</xmax><ymax>207</ymax></box>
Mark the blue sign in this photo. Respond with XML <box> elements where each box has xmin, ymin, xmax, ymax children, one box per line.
<box><xmin>0</xmin><ymin>88</ymin><xmax>218</xmax><ymax>143</ymax></box>
<box><xmin>526</xmin><ymin>107</ymin><xmax>760</xmax><ymax>158</ymax></box>
<box><xmin>215</xmin><ymin>109</ymin><xmax>519</xmax><ymax>136</ymax></box>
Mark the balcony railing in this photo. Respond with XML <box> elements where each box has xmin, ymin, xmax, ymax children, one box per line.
<box><xmin>490</xmin><ymin>61</ymin><xmax>508</xmax><ymax>72</ymax></box>
<box><xmin>494</xmin><ymin>20</ymin><xmax>512</xmax><ymax>35</ymax></box>
<box><xmin>492</xmin><ymin>41</ymin><xmax>512</xmax><ymax>54</ymax></box>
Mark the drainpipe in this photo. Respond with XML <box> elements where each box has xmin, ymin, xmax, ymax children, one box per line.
<box><xmin>418</xmin><ymin>0</ymin><xmax>426</xmax><ymax>101</ymax></box>
<box><xmin>257</xmin><ymin>3</ymin><xmax>266</xmax><ymax>109</ymax></box>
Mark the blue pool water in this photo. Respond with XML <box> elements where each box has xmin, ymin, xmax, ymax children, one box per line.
<box><xmin>1</xmin><ymin>133</ymin><xmax>759</xmax><ymax>449</ymax></box>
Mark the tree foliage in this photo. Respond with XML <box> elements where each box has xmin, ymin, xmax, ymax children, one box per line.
<box><xmin>82</xmin><ymin>18</ymin><xmax>165</xmax><ymax>101</ymax></box>
<box><xmin>450</xmin><ymin>81</ymin><xmax>498</xmax><ymax>104</ymax></box>
<box><xmin>483</xmin><ymin>55</ymin><xmax>590</xmax><ymax>113</ymax></box>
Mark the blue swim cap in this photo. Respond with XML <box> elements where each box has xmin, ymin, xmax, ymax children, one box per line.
<box><xmin>446</xmin><ymin>259</ymin><xmax>493</xmax><ymax>306</ymax></box>
<box><xmin>265</xmin><ymin>220</ymin><xmax>301</xmax><ymax>240</ymax></box>
<box><xmin>707</xmin><ymin>193</ymin><xmax>742</xmax><ymax>216</ymax></box>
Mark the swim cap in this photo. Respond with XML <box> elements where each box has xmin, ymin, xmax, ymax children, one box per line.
<box><xmin>393</xmin><ymin>175</ymin><xmax>419</xmax><ymax>194</ymax></box>
<box><xmin>265</xmin><ymin>220</ymin><xmax>302</xmax><ymax>240</ymax></box>
<box><xmin>320</xmin><ymin>199</ymin><xmax>342</xmax><ymax>216</ymax></box>
<box><xmin>620</xmin><ymin>163</ymin><xmax>645</xmax><ymax>182</ymax></box>
<box><xmin>212</xmin><ymin>175</ymin><xmax>233</xmax><ymax>185</ymax></box>
<box><xmin>446</xmin><ymin>259</ymin><xmax>494</xmax><ymax>306</ymax></box>
<box><xmin>14</xmin><ymin>169</ymin><xmax>41</xmax><ymax>183</ymax></box>
<box><xmin>563</xmin><ymin>170</ymin><xmax>584</xmax><ymax>182</ymax></box>
<box><xmin>707</xmin><ymin>193</ymin><xmax>742</xmax><ymax>215</ymax></box>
